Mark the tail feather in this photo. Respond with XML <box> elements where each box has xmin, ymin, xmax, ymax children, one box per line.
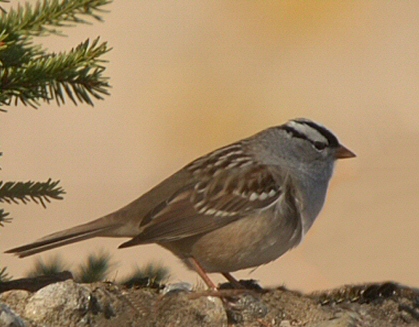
<box><xmin>5</xmin><ymin>222</ymin><xmax>122</xmax><ymax>258</ymax></box>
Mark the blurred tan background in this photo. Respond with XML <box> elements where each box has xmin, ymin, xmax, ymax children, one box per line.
<box><xmin>1</xmin><ymin>1</ymin><xmax>419</xmax><ymax>292</ymax></box>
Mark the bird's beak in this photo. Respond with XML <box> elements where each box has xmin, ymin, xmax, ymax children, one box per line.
<box><xmin>335</xmin><ymin>145</ymin><xmax>356</xmax><ymax>159</ymax></box>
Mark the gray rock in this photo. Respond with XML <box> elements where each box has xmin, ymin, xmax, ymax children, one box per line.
<box><xmin>1</xmin><ymin>280</ymin><xmax>419</xmax><ymax>326</ymax></box>
<box><xmin>0</xmin><ymin>303</ymin><xmax>28</xmax><ymax>327</ymax></box>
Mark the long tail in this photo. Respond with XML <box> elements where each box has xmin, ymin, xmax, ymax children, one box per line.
<box><xmin>5</xmin><ymin>218</ymin><xmax>122</xmax><ymax>258</ymax></box>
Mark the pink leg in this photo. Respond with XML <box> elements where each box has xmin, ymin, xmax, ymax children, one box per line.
<box><xmin>222</xmin><ymin>272</ymin><xmax>244</xmax><ymax>289</ymax></box>
<box><xmin>187</xmin><ymin>257</ymin><xmax>218</xmax><ymax>290</ymax></box>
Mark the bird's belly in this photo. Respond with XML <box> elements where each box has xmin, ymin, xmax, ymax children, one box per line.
<box><xmin>178</xmin><ymin>213</ymin><xmax>302</xmax><ymax>273</ymax></box>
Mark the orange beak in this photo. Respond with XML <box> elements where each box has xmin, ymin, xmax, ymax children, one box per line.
<box><xmin>335</xmin><ymin>145</ymin><xmax>356</xmax><ymax>159</ymax></box>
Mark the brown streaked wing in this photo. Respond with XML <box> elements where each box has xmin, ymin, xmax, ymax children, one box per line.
<box><xmin>119</xmin><ymin>163</ymin><xmax>282</xmax><ymax>248</ymax></box>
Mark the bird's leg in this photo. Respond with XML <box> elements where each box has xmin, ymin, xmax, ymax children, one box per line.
<box><xmin>187</xmin><ymin>257</ymin><xmax>218</xmax><ymax>290</ymax></box>
<box><xmin>187</xmin><ymin>258</ymin><xmax>245</xmax><ymax>290</ymax></box>
<box><xmin>222</xmin><ymin>272</ymin><xmax>244</xmax><ymax>289</ymax></box>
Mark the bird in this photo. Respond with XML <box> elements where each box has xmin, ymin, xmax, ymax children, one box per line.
<box><xmin>6</xmin><ymin>118</ymin><xmax>355</xmax><ymax>289</ymax></box>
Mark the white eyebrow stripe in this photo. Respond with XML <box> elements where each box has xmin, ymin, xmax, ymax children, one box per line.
<box><xmin>286</xmin><ymin>121</ymin><xmax>329</xmax><ymax>144</ymax></box>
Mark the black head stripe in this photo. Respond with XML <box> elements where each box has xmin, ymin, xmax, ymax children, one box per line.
<box><xmin>300</xmin><ymin>121</ymin><xmax>339</xmax><ymax>148</ymax></box>
<box><xmin>292</xmin><ymin>119</ymin><xmax>340</xmax><ymax>148</ymax></box>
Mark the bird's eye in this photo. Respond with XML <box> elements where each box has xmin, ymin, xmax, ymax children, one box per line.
<box><xmin>313</xmin><ymin>141</ymin><xmax>327</xmax><ymax>151</ymax></box>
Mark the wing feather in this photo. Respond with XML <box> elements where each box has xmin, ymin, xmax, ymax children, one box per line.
<box><xmin>119</xmin><ymin>156</ymin><xmax>284</xmax><ymax>248</ymax></box>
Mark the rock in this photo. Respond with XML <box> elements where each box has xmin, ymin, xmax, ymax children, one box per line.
<box><xmin>0</xmin><ymin>303</ymin><xmax>28</xmax><ymax>327</ymax></box>
<box><xmin>1</xmin><ymin>280</ymin><xmax>227</xmax><ymax>327</ymax></box>
<box><xmin>1</xmin><ymin>280</ymin><xmax>419</xmax><ymax>326</ymax></box>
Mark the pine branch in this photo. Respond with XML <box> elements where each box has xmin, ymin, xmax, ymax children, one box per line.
<box><xmin>21</xmin><ymin>253</ymin><xmax>171</xmax><ymax>287</ymax></box>
<box><xmin>1</xmin><ymin>37</ymin><xmax>111</xmax><ymax>107</ymax></box>
<box><xmin>0</xmin><ymin>208</ymin><xmax>12</xmax><ymax>226</ymax></box>
<box><xmin>76</xmin><ymin>251</ymin><xmax>113</xmax><ymax>283</ymax></box>
<box><xmin>0</xmin><ymin>267</ymin><xmax>11</xmax><ymax>283</ymax></box>
<box><xmin>121</xmin><ymin>263</ymin><xmax>170</xmax><ymax>288</ymax></box>
<box><xmin>0</xmin><ymin>0</ymin><xmax>112</xmax><ymax>110</ymax></box>
<box><xmin>26</xmin><ymin>255</ymin><xmax>69</xmax><ymax>278</ymax></box>
<box><xmin>0</xmin><ymin>179</ymin><xmax>65</xmax><ymax>208</ymax></box>
<box><xmin>0</xmin><ymin>0</ymin><xmax>111</xmax><ymax>37</ymax></box>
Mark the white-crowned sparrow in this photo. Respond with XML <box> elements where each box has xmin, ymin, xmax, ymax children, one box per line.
<box><xmin>6</xmin><ymin>118</ymin><xmax>355</xmax><ymax>289</ymax></box>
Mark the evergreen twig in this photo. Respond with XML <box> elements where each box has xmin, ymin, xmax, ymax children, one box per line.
<box><xmin>76</xmin><ymin>251</ymin><xmax>113</xmax><ymax>283</ymax></box>
<box><xmin>0</xmin><ymin>208</ymin><xmax>12</xmax><ymax>226</ymax></box>
<box><xmin>26</xmin><ymin>255</ymin><xmax>69</xmax><ymax>278</ymax></box>
<box><xmin>0</xmin><ymin>0</ymin><xmax>112</xmax><ymax>109</ymax></box>
<box><xmin>0</xmin><ymin>179</ymin><xmax>65</xmax><ymax>208</ymax></box>
<box><xmin>24</xmin><ymin>254</ymin><xmax>171</xmax><ymax>286</ymax></box>
<box><xmin>0</xmin><ymin>0</ymin><xmax>111</xmax><ymax>37</ymax></box>
<box><xmin>1</xmin><ymin>37</ymin><xmax>111</xmax><ymax>107</ymax></box>
<box><xmin>121</xmin><ymin>263</ymin><xmax>170</xmax><ymax>286</ymax></box>
<box><xmin>0</xmin><ymin>267</ymin><xmax>11</xmax><ymax>282</ymax></box>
